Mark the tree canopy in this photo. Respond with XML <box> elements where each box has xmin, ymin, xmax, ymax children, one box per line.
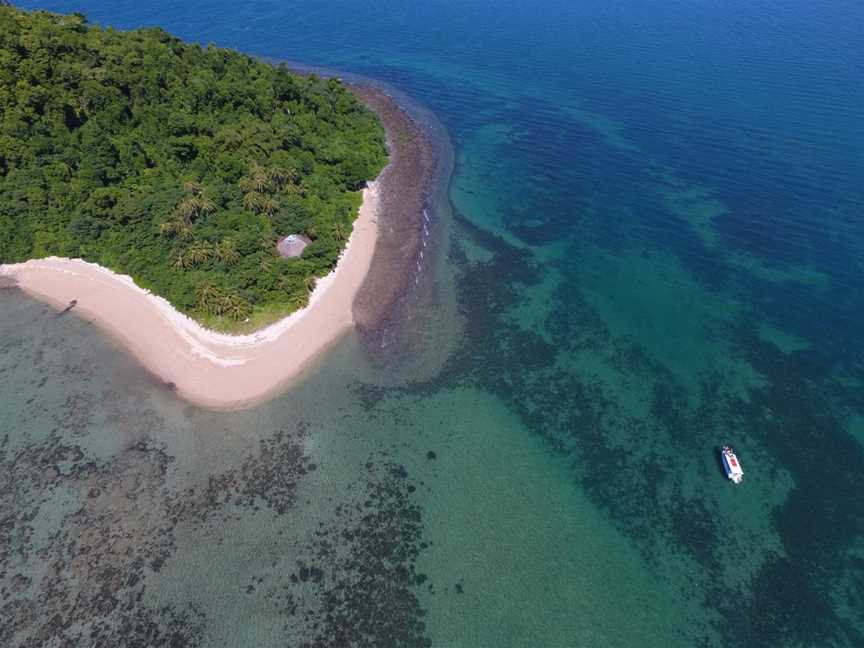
<box><xmin>0</xmin><ymin>7</ymin><xmax>387</xmax><ymax>329</ymax></box>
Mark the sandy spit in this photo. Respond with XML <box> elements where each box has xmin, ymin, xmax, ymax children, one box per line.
<box><xmin>0</xmin><ymin>182</ymin><xmax>380</xmax><ymax>410</ymax></box>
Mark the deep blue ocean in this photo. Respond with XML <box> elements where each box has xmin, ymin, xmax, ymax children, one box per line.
<box><xmin>3</xmin><ymin>1</ymin><xmax>864</xmax><ymax>646</ymax></box>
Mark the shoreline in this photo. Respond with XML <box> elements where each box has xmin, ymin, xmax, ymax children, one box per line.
<box><xmin>0</xmin><ymin>180</ymin><xmax>380</xmax><ymax>409</ymax></box>
<box><xmin>0</xmin><ymin>86</ymin><xmax>434</xmax><ymax>409</ymax></box>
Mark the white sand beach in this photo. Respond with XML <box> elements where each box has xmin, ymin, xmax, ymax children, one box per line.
<box><xmin>0</xmin><ymin>182</ymin><xmax>380</xmax><ymax>410</ymax></box>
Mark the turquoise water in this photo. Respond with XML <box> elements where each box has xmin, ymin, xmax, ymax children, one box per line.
<box><xmin>4</xmin><ymin>1</ymin><xmax>864</xmax><ymax>645</ymax></box>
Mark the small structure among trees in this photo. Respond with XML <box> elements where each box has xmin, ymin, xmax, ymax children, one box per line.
<box><xmin>277</xmin><ymin>234</ymin><xmax>312</xmax><ymax>258</ymax></box>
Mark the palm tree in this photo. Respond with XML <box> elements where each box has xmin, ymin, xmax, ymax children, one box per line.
<box><xmin>185</xmin><ymin>240</ymin><xmax>215</xmax><ymax>265</ymax></box>
<box><xmin>243</xmin><ymin>191</ymin><xmax>265</xmax><ymax>214</ymax></box>
<box><xmin>331</xmin><ymin>222</ymin><xmax>348</xmax><ymax>242</ymax></box>
<box><xmin>170</xmin><ymin>250</ymin><xmax>189</xmax><ymax>270</ymax></box>
<box><xmin>252</xmin><ymin>161</ymin><xmax>271</xmax><ymax>188</ymax></box>
<box><xmin>70</xmin><ymin>94</ymin><xmax>91</xmax><ymax>120</ymax></box>
<box><xmin>219</xmin><ymin>123</ymin><xmax>270</xmax><ymax>154</ymax></box>
<box><xmin>172</xmin><ymin>191</ymin><xmax>214</xmax><ymax>227</ymax></box>
<box><xmin>238</xmin><ymin>176</ymin><xmax>258</xmax><ymax>195</ymax></box>
<box><xmin>222</xmin><ymin>292</ymin><xmax>252</xmax><ymax>320</ymax></box>
<box><xmin>183</xmin><ymin>180</ymin><xmax>203</xmax><ymax>196</ymax></box>
<box><xmin>285</xmin><ymin>181</ymin><xmax>307</xmax><ymax>196</ymax></box>
<box><xmin>160</xmin><ymin>218</ymin><xmax>191</xmax><ymax>238</ymax></box>
<box><xmin>216</xmin><ymin>238</ymin><xmax>240</xmax><ymax>265</ymax></box>
<box><xmin>196</xmin><ymin>282</ymin><xmax>223</xmax><ymax>315</ymax></box>
<box><xmin>260</xmin><ymin>256</ymin><xmax>275</xmax><ymax>273</ymax></box>
<box><xmin>194</xmin><ymin>194</ymin><xmax>215</xmax><ymax>217</ymax></box>
<box><xmin>242</xmin><ymin>126</ymin><xmax>273</xmax><ymax>157</ymax></box>
<box><xmin>268</xmin><ymin>166</ymin><xmax>298</xmax><ymax>191</ymax></box>
<box><xmin>259</xmin><ymin>196</ymin><xmax>279</xmax><ymax>218</ymax></box>
<box><xmin>240</xmin><ymin>161</ymin><xmax>272</xmax><ymax>194</ymax></box>
<box><xmin>174</xmin><ymin>197</ymin><xmax>199</xmax><ymax>224</ymax></box>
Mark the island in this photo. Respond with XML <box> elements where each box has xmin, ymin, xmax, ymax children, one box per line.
<box><xmin>0</xmin><ymin>7</ymin><xmax>433</xmax><ymax>408</ymax></box>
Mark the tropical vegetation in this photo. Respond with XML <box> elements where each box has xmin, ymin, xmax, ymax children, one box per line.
<box><xmin>0</xmin><ymin>7</ymin><xmax>387</xmax><ymax>329</ymax></box>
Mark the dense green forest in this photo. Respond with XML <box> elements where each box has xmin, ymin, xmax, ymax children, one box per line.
<box><xmin>0</xmin><ymin>7</ymin><xmax>387</xmax><ymax>329</ymax></box>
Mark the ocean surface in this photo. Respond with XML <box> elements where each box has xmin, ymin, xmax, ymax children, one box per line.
<box><xmin>3</xmin><ymin>1</ymin><xmax>864</xmax><ymax>646</ymax></box>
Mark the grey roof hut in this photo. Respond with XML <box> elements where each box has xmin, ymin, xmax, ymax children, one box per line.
<box><xmin>277</xmin><ymin>234</ymin><xmax>312</xmax><ymax>258</ymax></box>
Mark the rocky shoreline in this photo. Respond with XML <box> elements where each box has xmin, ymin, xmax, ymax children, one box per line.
<box><xmin>350</xmin><ymin>85</ymin><xmax>436</xmax><ymax>334</ymax></box>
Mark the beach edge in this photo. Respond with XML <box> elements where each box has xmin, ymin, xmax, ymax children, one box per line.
<box><xmin>0</xmin><ymin>87</ymin><xmax>429</xmax><ymax>409</ymax></box>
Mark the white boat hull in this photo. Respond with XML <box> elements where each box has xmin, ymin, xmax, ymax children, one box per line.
<box><xmin>722</xmin><ymin>446</ymin><xmax>744</xmax><ymax>484</ymax></box>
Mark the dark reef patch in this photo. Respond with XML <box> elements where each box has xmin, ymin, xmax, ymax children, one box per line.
<box><xmin>0</xmin><ymin>433</ymin><xmax>204</xmax><ymax>647</ymax></box>
<box><xmin>298</xmin><ymin>460</ymin><xmax>429</xmax><ymax>648</ymax></box>
<box><xmin>251</xmin><ymin>458</ymin><xmax>431</xmax><ymax>647</ymax></box>
<box><xmin>0</xmin><ymin>416</ymin><xmax>315</xmax><ymax>646</ymax></box>
<box><xmin>173</xmin><ymin>424</ymin><xmax>313</xmax><ymax>522</ymax></box>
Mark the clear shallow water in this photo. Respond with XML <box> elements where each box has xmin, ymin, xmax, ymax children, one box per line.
<box><xmin>4</xmin><ymin>1</ymin><xmax>864</xmax><ymax>646</ymax></box>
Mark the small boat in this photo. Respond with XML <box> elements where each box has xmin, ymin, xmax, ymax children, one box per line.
<box><xmin>721</xmin><ymin>445</ymin><xmax>744</xmax><ymax>484</ymax></box>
